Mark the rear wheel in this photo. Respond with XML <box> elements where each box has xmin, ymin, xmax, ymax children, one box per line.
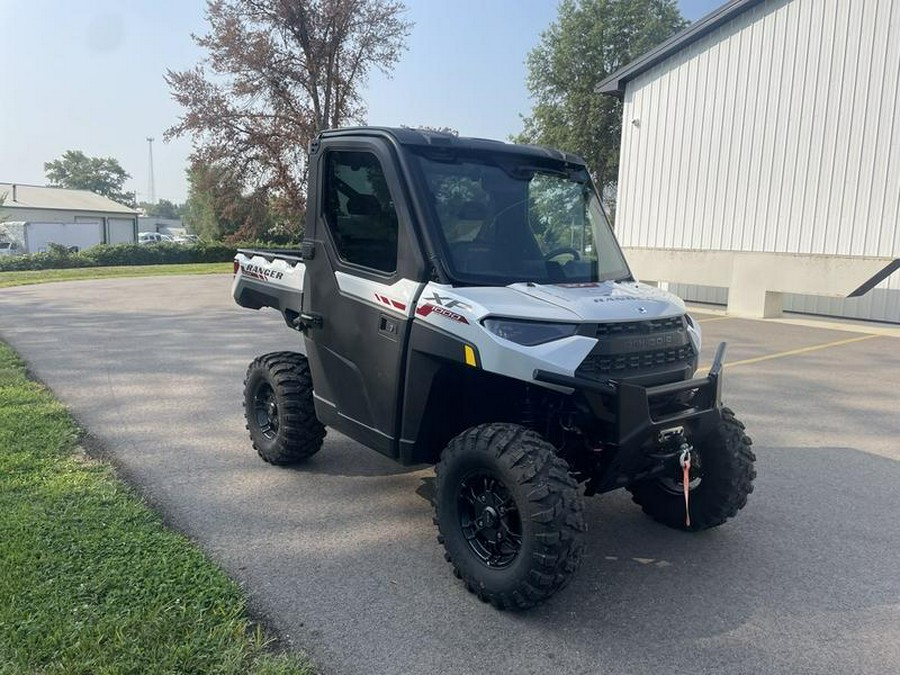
<box><xmin>628</xmin><ymin>407</ymin><xmax>756</xmax><ymax>530</ymax></box>
<box><xmin>243</xmin><ymin>352</ymin><xmax>326</xmax><ymax>464</ymax></box>
<box><xmin>434</xmin><ymin>423</ymin><xmax>585</xmax><ymax>610</ymax></box>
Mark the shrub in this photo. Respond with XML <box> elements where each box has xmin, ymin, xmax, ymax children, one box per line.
<box><xmin>0</xmin><ymin>242</ymin><xmax>240</xmax><ymax>272</ymax></box>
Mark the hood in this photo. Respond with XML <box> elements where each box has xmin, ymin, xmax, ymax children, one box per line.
<box><xmin>508</xmin><ymin>280</ymin><xmax>685</xmax><ymax>322</ymax></box>
<box><xmin>435</xmin><ymin>280</ymin><xmax>685</xmax><ymax>323</ymax></box>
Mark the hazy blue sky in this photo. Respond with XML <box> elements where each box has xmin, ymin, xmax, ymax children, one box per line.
<box><xmin>0</xmin><ymin>1</ymin><xmax>720</xmax><ymax>204</ymax></box>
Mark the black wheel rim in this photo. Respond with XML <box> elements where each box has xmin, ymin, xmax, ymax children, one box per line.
<box><xmin>253</xmin><ymin>382</ymin><xmax>279</xmax><ymax>439</ymax></box>
<box><xmin>658</xmin><ymin>451</ymin><xmax>702</xmax><ymax>495</ymax></box>
<box><xmin>458</xmin><ymin>471</ymin><xmax>522</xmax><ymax>568</ymax></box>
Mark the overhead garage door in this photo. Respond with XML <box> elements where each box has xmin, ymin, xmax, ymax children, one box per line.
<box><xmin>28</xmin><ymin>221</ymin><xmax>103</xmax><ymax>253</ymax></box>
<box><xmin>108</xmin><ymin>218</ymin><xmax>136</xmax><ymax>244</ymax></box>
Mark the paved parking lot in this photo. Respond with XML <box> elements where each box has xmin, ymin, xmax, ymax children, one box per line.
<box><xmin>1</xmin><ymin>275</ymin><xmax>899</xmax><ymax>675</ymax></box>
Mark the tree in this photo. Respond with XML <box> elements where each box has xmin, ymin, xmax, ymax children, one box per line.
<box><xmin>183</xmin><ymin>161</ymin><xmax>277</xmax><ymax>242</ymax></box>
<box><xmin>139</xmin><ymin>199</ymin><xmax>183</xmax><ymax>219</ymax></box>
<box><xmin>165</xmin><ymin>0</ymin><xmax>412</xmax><ymax>233</ymax></box>
<box><xmin>44</xmin><ymin>150</ymin><xmax>137</xmax><ymax>206</ymax></box>
<box><xmin>405</xmin><ymin>125</ymin><xmax>459</xmax><ymax>136</ymax></box>
<box><xmin>517</xmin><ymin>0</ymin><xmax>687</xmax><ymax>201</ymax></box>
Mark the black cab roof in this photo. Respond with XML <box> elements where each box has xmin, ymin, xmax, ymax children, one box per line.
<box><xmin>315</xmin><ymin>126</ymin><xmax>587</xmax><ymax>166</ymax></box>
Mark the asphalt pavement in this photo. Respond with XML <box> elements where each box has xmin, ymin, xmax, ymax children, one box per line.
<box><xmin>2</xmin><ymin>275</ymin><xmax>899</xmax><ymax>675</ymax></box>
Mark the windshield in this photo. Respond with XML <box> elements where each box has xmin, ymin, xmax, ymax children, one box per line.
<box><xmin>414</xmin><ymin>152</ymin><xmax>630</xmax><ymax>286</ymax></box>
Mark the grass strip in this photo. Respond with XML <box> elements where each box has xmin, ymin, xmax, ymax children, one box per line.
<box><xmin>0</xmin><ymin>343</ymin><xmax>313</xmax><ymax>675</ymax></box>
<box><xmin>0</xmin><ymin>262</ymin><xmax>233</xmax><ymax>288</ymax></box>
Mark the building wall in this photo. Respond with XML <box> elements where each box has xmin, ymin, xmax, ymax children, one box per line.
<box><xmin>138</xmin><ymin>216</ymin><xmax>186</xmax><ymax>237</ymax></box>
<box><xmin>617</xmin><ymin>0</ymin><xmax>900</xmax><ymax>322</ymax></box>
<box><xmin>0</xmin><ymin>208</ymin><xmax>138</xmax><ymax>246</ymax></box>
<box><xmin>0</xmin><ymin>207</ymin><xmax>129</xmax><ymax>224</ymax></box>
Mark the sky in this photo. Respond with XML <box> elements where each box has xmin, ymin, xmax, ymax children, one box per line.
<box><xmin>0</xmin><ymin>0</ymin><xmax>721</xmax><ymax>204</ymax></box>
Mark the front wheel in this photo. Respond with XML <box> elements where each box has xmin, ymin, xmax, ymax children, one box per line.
<box><xmin>243</xmin><ymin>351</ymin><xmax>326</xmax><ymax>465</ymax></box>
<box><xmin>628</xmin><ymin>407</ymin><xmax>756</xmax><ymax>530</ymax></box>
<box><xmin>434</xmin><ymin>423</ymin><xmax>585</xmax><ymax>611</ymax></box>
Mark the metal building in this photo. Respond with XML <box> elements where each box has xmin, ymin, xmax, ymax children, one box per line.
<box><xmin>0</xmin><ymin>182</ymin><xmax>138</xmax><ymax>251</ymax></box>
<box><xmin>600</xmin><ymin>0</ymin><xmax>900</xmax><ymax>323</ymax></box>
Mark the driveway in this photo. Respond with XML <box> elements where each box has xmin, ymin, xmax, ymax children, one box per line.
<box><xmin>2</xmin><ymin>275</ymin><xmax>899</xmax><ymax>675</ymax></box>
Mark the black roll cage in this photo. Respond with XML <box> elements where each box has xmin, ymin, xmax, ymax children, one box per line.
<box><xmin>312</xmin><ymin>127</ymin><xmax>633</xmax><ymax>289</ymax></box>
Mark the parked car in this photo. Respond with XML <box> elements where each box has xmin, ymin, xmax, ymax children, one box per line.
<box><xmin>0</xmin><ymin>241</ymin><xmax>20</xmax><ymax>256</ymax></box>
<box><xmin>138</xmin><ymin>232</ymin><xmax>164</xmax><ymax>244</ymax></box>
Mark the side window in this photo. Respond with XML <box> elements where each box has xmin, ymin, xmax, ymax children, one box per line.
<box><xmin>322</xmin><ymin>151</ymin><xmax>399</xmax><ymax>274</ymax></box>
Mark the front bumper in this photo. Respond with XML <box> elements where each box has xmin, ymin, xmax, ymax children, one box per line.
<box><xmin>534</xmin><ymin>342</ymin><xmax>728</xmax><ymax>493</ymax></box>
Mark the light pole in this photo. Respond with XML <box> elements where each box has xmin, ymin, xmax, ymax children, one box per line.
<box><xmin>146</xmin><ymin>137</ymin><xmax>156</xmax><ymax>204</ymax></box>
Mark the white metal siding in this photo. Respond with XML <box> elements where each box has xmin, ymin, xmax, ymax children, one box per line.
<box><xmin>670</xmin><ymin>283</ymin><xmax>900</xmax><ymax>325</ymax></box>
<box><xmin>617</xmin><ymin>0</ymin><xmax>900</xmax><ymax>323</ymax></box>
<box><xmin>670</xmin><ymin>283</ymin><xmax>729</xmax><ymax>306</ymax></box>
<box><xmin>783</xmin><ymin>287</ymin><xmax>900</xmax><ymax>322</ymax></box>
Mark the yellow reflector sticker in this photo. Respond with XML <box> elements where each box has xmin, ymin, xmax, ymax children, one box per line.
<box><xmin>464</xmin><ymin>345</ymin><xmax>477</xmax><ymax>367</ymax></box>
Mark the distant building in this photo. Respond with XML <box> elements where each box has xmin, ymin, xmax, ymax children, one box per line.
<box><xmin>138</xmin><ymin>215</ymin><xmax>186</xmax><ymax>238</ymax></box>
<box><xmin>0</xmin><ymin>182</ymin><xmax>139</xmax><ymax>251</ymax></box>
<box><xmin>600</xmin><ymin>0</ymin><xmax>899</xmax><ymax>323</ymax></box>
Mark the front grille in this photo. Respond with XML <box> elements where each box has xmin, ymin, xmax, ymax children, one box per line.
<box><xmin>594</xmin><ymin>316</ymin><xmax>685</xmax><ymax>338</ymax></box>
<box><xmin>577</xmin><ymin>344</ymin><xmax>696</xmax><ymax>378</ymax></box>
<box><xmin>577</xmin><ymin>315</ymin><xmax>694</xmax><ymax>384</ymax></box>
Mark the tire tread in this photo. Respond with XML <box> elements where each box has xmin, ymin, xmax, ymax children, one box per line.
<box><xmin>243</xmin><ymin>351</ymin><xmax>326</xmax><ymax>465</ymax></box>
<box><xmin>435</xmin><ymin>423</ymin><xmax>585</xmax><ymax>611</ymax></box>
<box><xmin>628</xmin><ymin>407</ymin><xmax>756</xmax><ymax>531</ymax></box>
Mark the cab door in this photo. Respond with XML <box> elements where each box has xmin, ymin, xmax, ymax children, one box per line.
<box><xmin>301</xmin><ymin>138</ymin><xmax>426</xmax><ymax>457</ymax></box>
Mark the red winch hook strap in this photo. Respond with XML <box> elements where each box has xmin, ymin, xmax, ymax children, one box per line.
<box><xmin>680</xmin><ymin>449</ymin><xmax>691</xmax><ymax>528</ymax></box>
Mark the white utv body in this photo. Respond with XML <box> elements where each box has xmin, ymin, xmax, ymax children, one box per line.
<box><xmin>232</xmin><ymin>127</ymin><xmax>755</xmax><ymax>610</ymax></box>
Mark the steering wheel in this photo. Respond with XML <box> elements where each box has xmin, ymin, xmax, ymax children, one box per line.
<box><xmin>544</xmin><ymin>247</ymin><xmax>581</xmax><ymax>262</ymax></box>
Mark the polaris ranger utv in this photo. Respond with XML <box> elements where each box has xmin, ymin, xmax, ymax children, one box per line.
<box><xmin>232</xmin><ymin>127</ymin><xmax>755</xmax><ymax>610</ymax></box>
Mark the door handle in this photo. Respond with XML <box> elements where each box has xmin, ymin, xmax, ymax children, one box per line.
<box><xmin>379</xmin><ymin>315</ymin><xmax>399</xmax><ymax>338</ymax></box>
<box><xmin>293</xmin><ymin>312</ymin><xmax>324</xmax><ymax>331</ymax></box>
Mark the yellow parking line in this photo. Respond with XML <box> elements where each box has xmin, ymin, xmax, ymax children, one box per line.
<box><xmin>696</xmin><ymin>316</ymin><xmax>733</xmax><ymax>324</ymax></box>
<box><xmin>697</xmin><ymin>334</ymin><xmax>879</xmax><ymax>374</ymax></box>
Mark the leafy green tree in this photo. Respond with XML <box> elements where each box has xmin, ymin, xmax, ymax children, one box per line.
<box><xmin>517</xmin><ymin>0</ymin><xmax>687</xmax><ymax>200</ymax></box>
<box><xmin>529</xmin><ymin>174</ymin><xmax>590</xmax><ymax>253</ymax></box>
<box><xmin>44</xmin><ymin>150</ymin><xmax>137</xmax><ymax>206</ymax></box>
<box><xmin>139</xmin><ymin>199</ymin><xmax>183</xmax><ymax>219</ymax></box>
<box><xmin>183</xmin><ymin>162</ymin><xmax>277</xmax><ymax>242</ymax></box>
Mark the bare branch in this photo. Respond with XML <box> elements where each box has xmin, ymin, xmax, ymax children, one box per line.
<box><xmin>167</xmin><ymin>0</ymin><xmax>412</xmax><ymax>234</ymax></box>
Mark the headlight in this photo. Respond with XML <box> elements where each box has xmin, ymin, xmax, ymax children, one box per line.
<box><xmin>483</xmin><ymin>318</ymin><xmax>578</xmax><ymax>346</ymax></box>
<box><xmin>685</xmin><ymin>313</ymin><xmax>702</xmax><ymax>353</ymax></box>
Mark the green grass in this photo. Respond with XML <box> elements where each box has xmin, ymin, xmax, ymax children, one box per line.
<box><xmin>0</xmin><ymin>343</ymin><xmax>314</xmax><ymax>675</ymax></box>
<box><xmin>0</xmin><ymin>262</ymin><xmax>233</xmax><ymax>288</ymax></box>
